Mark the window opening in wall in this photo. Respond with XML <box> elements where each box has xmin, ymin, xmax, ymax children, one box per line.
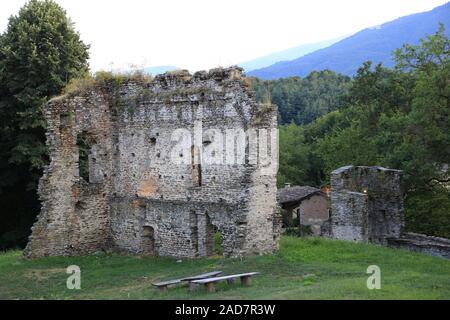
<box><xmin>59</xmin><ymin>113</ymin><xmax>71</xmax><ymax>128</ymax></box>
<box><xmin>191</xmin><ymin>145</ymin><xmax>202</xmax><ymax>187</ymax></box>
<box><xmin>76</xmin><ymin>132</ymin><xmax>93</xmax><ymax>182</ymax></box>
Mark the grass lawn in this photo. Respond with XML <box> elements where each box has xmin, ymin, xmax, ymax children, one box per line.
<box><xmin>0</xmin><ymin>236</ymin><xmax>449</xmax><ymax>300</ymax></box>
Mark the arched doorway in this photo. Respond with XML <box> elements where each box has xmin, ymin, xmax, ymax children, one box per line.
<box><xmin>142</xmin><ymin>226</ymin><xmax>155</xmax><ymax>255</ymax></box>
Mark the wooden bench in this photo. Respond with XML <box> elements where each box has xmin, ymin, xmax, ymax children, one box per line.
<box><xmin>152</xmin><ymin>271</ymin><xmax>222</xmax><ymax>292</ymax></box>
<box><xmin>152</xmin><ymin>279</ymin><xmax>181</xmax><ymax>292</ymax></box>
<box><xmin>190</xmin><ymin>272</ymin><xmax>260</xmax><ymax>293</ymax></box>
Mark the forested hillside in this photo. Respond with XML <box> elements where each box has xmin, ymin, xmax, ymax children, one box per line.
<box><xmin>263</xmin><ymin>26</ymin><xmax>450</xmax><ymax>238</ymax></box>
<box><xmin>251</xmin><ymin>71</ymin><xmax>351</xmax><ymax>125</ymax></box>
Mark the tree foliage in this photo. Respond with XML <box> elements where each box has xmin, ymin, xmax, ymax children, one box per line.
<box><xmin>278</xmin><ymin>26</ymin><xmax>450</xmax><ymax>237</ymax></box>
<box><xmin>0</xmin><ymin>0</ymin><xmax>89</xmax><ymax>249</ymax></box>
<box><xmin>251</xmin><ymin>70</ymin><xmax>351</xmax><ymax>125</ymax></box>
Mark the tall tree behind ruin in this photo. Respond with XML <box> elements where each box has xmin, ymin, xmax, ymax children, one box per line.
<box><xmin>0</xmin><ymin>0</ymin><xmax>89</xmax><ymax>249</ymax></box>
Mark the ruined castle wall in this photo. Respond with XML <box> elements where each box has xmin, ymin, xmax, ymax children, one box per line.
<box><xmin>330</xmin><ymin>191</ymin><xmax>369</xmax><ymax>241</ymax></box>
<box><xmin>244</xmin><ymin>153</ymin><xmax>280</xmax><ymax>254</ymax></box>
<box><xmin>24</xmin><ymin>94</ymin><xmax>114</xmax><ymax>258</ymax></box>
<box><xmin>330</xmin><ymin>165</ymin><xmax>404</xmax><ymax>244</ymax></box>
<box><xmin>25</xmin><ymin>67</ymin><xmax>280</xmax><ymax>258</ymax></box>
<box><xmin>107</xmin><ymin>69</ymin><xmax>279</xmax><ymax>258</ymax></box>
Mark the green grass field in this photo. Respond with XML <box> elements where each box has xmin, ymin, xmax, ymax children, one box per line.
<box><xmin>0</xmin><ymin>236</ymin><xmax>449</xmax><ymax>300</ymax></box>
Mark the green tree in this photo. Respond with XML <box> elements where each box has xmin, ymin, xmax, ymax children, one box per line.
<box><xmin>278</xmin><ymin>123</ymin><xmax>311</xmax><ymax>187</ymax></box>
<box><xmin>0</xmin><ymin>0</ymin><xmax>89</xmax><ymax>249</ymax></box>
<box><xmin>393</xmin><ymin>25</ymin><xmax>450</xmax><ymax>236</ymax></box>
<box><xmin>276</xmin><ymin>26</ymin><xmax>450</xmax><ymax>237</ymax></box>
<box><xmin>251</xmin><ymin>70</ymin><xmax>351</xmax><ymax>125</ymax></box>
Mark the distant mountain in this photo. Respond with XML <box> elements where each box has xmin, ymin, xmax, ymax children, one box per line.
<box><xmin>248</xmin><ymin>2</ymin><xmax>450</xmax><ymax>79</ymax></box>
<box><xmin>144</xmin><ymin>66</ymin><xmax>179</xmax><ymax>75</ymax></box>
<box><xmin>238</xmin><ymin>37</ymin><xmax>344</xmax><ymax>72</ymax></box>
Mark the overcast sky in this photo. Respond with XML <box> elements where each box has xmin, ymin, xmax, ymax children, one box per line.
<box><xmin>0</xmin><ymin>0</ymin><xmax>448</xmax><ymax>72</ymax></box>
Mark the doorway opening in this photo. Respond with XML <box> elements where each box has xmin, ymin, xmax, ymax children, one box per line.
<box><xmin>213</xmin><ymin>226</ymin><xmax>223</xmax><ymax>256</ymax></box>
<box><xmin>142</xmin><ymin>226</ymin><xmax>155</xmax><ymax>255</ymax></box>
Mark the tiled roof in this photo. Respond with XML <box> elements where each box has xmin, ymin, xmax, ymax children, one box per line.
<box><xmin>278</xmin><ymin>186</ymin><xmax>320</xmax><ymax>205</ymax></box>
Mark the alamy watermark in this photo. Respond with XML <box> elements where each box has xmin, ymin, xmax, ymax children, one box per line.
<box><xmin>66</xmin><ymin>265</ymin><xmax>81</xmax><ymax>290</ymax></box>
<box><xmin>366</xmin><ymin>265</ymin><xmax>381</xmax><ymax>290</ymax></box>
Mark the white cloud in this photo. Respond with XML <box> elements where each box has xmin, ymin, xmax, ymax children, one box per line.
<box><xmin>0</xmin><ymin>0</ymin><xmax>448</xmax><ymax>71</ymax></box>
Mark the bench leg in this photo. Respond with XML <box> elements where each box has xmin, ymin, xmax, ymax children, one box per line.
<box><xmin>158</xmin><ymin>285</ymin><xmax>168</xmax><ymax>292</ymax></box>
<box><xmin>189</xmin><ymin>282</ymin><xmax>199</xmax><ymax>292</ymax></box>
<box><xmin>226</xmin><ymin>278</ymin><xmax>236</xmax><ymax>285</ymax></box>
<box><xmin>240</xmin><ymin>276</ymin><xmax>252</xmax><ymax>287</ymax></box>
<box><xmin>205</xmin><ymin>282</ymin><xmax>216</xmax><ymax>293</ymax></box>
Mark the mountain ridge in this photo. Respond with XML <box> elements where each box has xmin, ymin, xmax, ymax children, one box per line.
<box><xmin>248</xmin><ymin>2</ymin><xmax>450</xmax><ymax>79</ymax></box>
<box><xmin>238</xmin><ymin>36</ymin><xmax>344</xmax><ymax>72</ymax></box>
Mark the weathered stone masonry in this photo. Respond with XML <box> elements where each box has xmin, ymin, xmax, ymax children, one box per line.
<box><xmin>328</xmin><ymin>165</ymin><xmax>450</xmax><ymax>258</ymax></box>
<box><xmin>329</xmin><ymin>165</ymin><xmax>404</xmax><ymax>244</ymax></box>
<box><xmin>25</xmin><ymin>67</ymin><xmax>281</xmax><ymax>258</ymax></box>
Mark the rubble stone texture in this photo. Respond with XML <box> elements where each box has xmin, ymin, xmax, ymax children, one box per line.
<box><xmin>24</xmin><ymin>67</ymin><xmax>281</xmax><ymax>258</ymax></box>
<box><xmin>330</xmin><ymin>165</ymin><xmax>404</xmax><ymax>244</ymax></box>
<box><xmin>387</xmin><ymin>232</ymin><xmax>450</xmax><ymax>259</ymax></box>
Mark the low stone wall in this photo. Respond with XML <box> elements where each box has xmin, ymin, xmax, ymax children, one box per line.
<box><xmin>387</xmin><ymin>233</ymin><xmax>450</xmax><ymax>259</ymax></box>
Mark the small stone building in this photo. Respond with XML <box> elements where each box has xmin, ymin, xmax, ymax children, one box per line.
<box><xmin>278</xmin><ymin>186</ymin><xmax>329</xmax><ymax>236</ymax></box>
<box><xmin>329</xmin><ymin>165</ymin><xmax>404</xmax><ymax>244</ymax></box>
<box><xmin>24</xmin><ymin>67</ymin><xmax>281</xmax><ymax>259</ymax></box>
<box><xmin>328</xmin><ymin>165</ymin><xmax>450</xmax><ymax>258</ymax></box>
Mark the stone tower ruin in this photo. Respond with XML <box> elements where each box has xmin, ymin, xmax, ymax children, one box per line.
<box><xmin>330</xmin><ymin>165</ymin><xmax>405</xmax><ymax>244</ymax></box>
<box><xmin>24</xmin><ymin>67</ymin><xmax>281</xmax><ymax>258</ymax></box>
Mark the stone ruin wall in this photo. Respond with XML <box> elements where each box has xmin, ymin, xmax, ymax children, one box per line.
<box><xmin>329</xmin><ymin>165</ymin><xmax>405</xmax><ymax>244</ymax></box>
<box><xmin>387</xmin><ymin>232</ymin><xmax>450</xmax><ymax>259</ymax></box>
<box><xmin>24</xmin><ymin>93</ymin><xmax>114</xmax><ymax>258</ymax></box>
<box><xmin>327</xmin><ymin>165</ymin><xmax>450</xmax><ymax>259</ymax></box>
<box><xmin>24</xmin><ymin>67</ymin><xmax>281</xmax><ymax>258</ymax></box>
